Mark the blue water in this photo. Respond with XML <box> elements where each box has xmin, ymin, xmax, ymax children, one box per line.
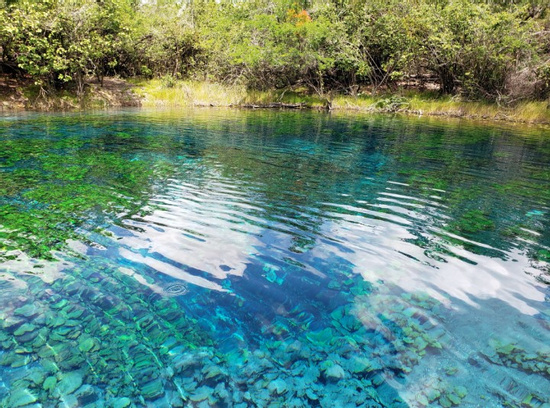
<box><xmin>0</xmin><ymin>109</ymin><xmax>549</xmax><ymax>407</ymax></box>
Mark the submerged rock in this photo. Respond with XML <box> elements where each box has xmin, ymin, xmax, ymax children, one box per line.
<box><xmin>43</xmin><ymin>376</ymin><xmax>57</xmax><ymax>392</ymax></box>
<box><xmin>268</xmin><ymin>379</ymin><xmax>288</xmax><ymax>395</ymax></box>
<box><xmin>13</xmin><ymin>323</ymin><xmax>36</xmax><ymax>337</ymax></box>
<box><xmin>202</xmin><ymin>364</ymin><xmax>225</xmax><ymax>380</ymax></box>
<box><xmin>41</xmin><ymin>360</ymin><xmax>59</xmax><ymax>374</ymax></box>
<box><xmin>8</xmin><ymin>388</ymin><xmax>37</xmax><ymax>407</ymax></box>
<box><xmin>426</xmin><ymin>388</ymin><xmax>441</xmax><ymax>402</ymax></box>
<box><xmin>190</xmin><ymin>386</ymin><xmax>214</xmax><ymax>402</ymax></box>
<box><xmin>347</xmin><ymin>357</ymin><xmax>374</xmax><ymax>374</ymax></box>
<box><xmin>2</xmin><ymin>316</ymin><xmax>25</xmax><ymax>330</ymax></box>
<box><xmin>141</xmin><ymin>378</ymin><xmax>164</xmax><ymax>400</ymax></box>
<box><xmin>454</xmin><ymin>386</ymin><xmax>467</xmax><ymax>398</ymax></box>
<box><xmin>439</xmin><ymin>396</ymin><xmax>453</xmax><ymax>408</ymax></box>
<box><xmin>305</xmin><ymin>389</ymin><xmax>319</xmax><ymax>400</ymax></box>
<box><xmin>10</xmin><ymin>355</ymin><xmax>32</xmax><ymax>368</ymax></box>
<box><xmin>74</xmin><ymin>384</ymin><xmax>98</xmax><ymax>405</ymax></box>
<box><xmin>53</xmin><ymin>371</ymin><xmax>83</xmax><ymax>398</ymax></box>
<box><xmin>416</xmin><ymin>394</ymin><xmax>429</xmax><ymax>406</ymax></box>
<box><xmin>59</xmin><ymin>394</ymin><xmax>79</xmax><ymax>408</ymax></box>
<box><xmin>112</xmin><ymin>397</ymin><xmax>131</xmax><ymax>408</ymax></box>
<box><xmin>14</xmin><ymin>304</ymin><xmax>39</xmax><ymax>318</ymax></box>
<box><xmin>26</xmin><ymin>371</ymin><xmax>45</xmax><ymax>386</ymax></box>
<box><xmin>306</xmin><ymin>328</ymin><xmax>334</xmax><ymax>347</ymax></box>
<box><xmin>302</xmin><ymin>365</ymin><xmax>320</xmax><ymax>383</ymax></box>
<box><xmin>78</xmin><ymin>337</ymin><xmax>95</xmax><ymax>353</ymax></box>
<box><xmin>325</xmin><ymin>364</ymin><xmax>346</xmax><ymax>381</ymax></box>
<box><xmin>414</xmin><ymin>337</ymin><xmax>428</xmax><ymax>351</ymax></box>
<box><xmin>214</xmin><ymin>383</ymin><xmax>230</xmax><ymax>400</ymax></box>
<box><xmin>447</xmin><ymin>393</ymin><xmax>461</xmax><ymax>405</ymax></box>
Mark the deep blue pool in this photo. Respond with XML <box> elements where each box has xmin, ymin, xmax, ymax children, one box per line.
<box><xmin>0</xmin><ymin>109</ymin><xmax>549</xmax><ymax>407</ymax></box>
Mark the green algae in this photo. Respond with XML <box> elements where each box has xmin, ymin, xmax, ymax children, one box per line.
<box><xmin>1</xmin><ymin>112</ymin><xmax>549</xmax><ymax>272</ymax></box>
<box><xmin>488</xmin><ymin>340</ymin><xmax>550</xmax><ymax>377</ymax></box>
<box><xmin>0</xmin><ymin>110</ymin><xmax>548</xmax><ymax>407</ymax></box>
<box><xmin>450</xmin><ymin>209</ymin><xmax>495</xmax><ymax>234</ymax></box>
<box><xmin>0</xmin><ymin>120</ymin><xmax>178</xmax><ymax>261</ymax></box>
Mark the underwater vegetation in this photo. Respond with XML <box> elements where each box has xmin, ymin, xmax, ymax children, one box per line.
<box><xmin>0</xmin><ymin>256</ymin><xmax>470</xmax><ymax>407</ymax></box>
<box><xmin>0</xmin><ymin>110</ymin><xmax>549</xmax><ymax>407</ymax></box>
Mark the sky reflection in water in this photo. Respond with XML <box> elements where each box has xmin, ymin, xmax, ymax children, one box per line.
<box><xmin>0</xmin><ymin>109</ymin><xmax>549</xmax><ymax>407</ymax></box>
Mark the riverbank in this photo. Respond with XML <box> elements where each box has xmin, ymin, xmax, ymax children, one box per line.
<box><xmin>134</xmin><ymin>79</ymin><xmax>550</xmax><ymax>125</ymax></box>
<box><xmin>1</xmin><ymin>76</ymin><xmax>549</xmax><ymax>125</ymax></box>
<box><xmin>0</xmin><ymin>76</ymin><xmax>140</xmax><ymax>111</ymax></box>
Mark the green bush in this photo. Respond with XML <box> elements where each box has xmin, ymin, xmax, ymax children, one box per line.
<box><xmin>0</xmin><ymin>0</ymin><xmax>548</xmax><ymax>103</ymax></box>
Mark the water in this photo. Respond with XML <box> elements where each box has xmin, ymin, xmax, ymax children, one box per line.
<box><xmin>0</xmin><ymin>109</ymin><xmax>549</xmax><ymax>407</ymax></box>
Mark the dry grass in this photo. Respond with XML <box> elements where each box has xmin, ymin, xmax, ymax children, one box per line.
<box><xmin>6</xmin><ymin>76</ymin><xmax>545</xmax><ymax>125</ymax></box>
<box><xmin>133</xmin><ymin>79</ymin><xmax>550</xmax><ymax>124</ymax></box>
<box><xmin>513</xmin><ymin>101</ymin><xmax>550</xmax><ymax>123</ymax></box>
<box><xmin>133</xmin><ymin>79</ymin><xmax>248</xmax><ymax>107</ymax></box>
<box><xmin>133</xmin><ymin>79</ymin><xmax>330</xmax><ymax>107</ymax></box>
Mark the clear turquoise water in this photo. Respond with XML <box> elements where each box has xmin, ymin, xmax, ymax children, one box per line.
<box><xmin>0</xmin><ymin>109</ymin><xmax>549</xmax><ymax>407</ymax></box>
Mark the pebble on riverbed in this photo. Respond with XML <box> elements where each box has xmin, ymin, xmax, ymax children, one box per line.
<box><xmin>5</xmin><ymin>265</ymin><xmax>541</xmax><ymax>408</ymax></box>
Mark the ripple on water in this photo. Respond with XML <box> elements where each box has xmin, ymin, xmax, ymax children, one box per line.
<box><xmin>163</xmin><ymin>282</ymin><xmax>189</xmax><ymax>296</ymax></box>
<box><xmin>0</xmin><ymin>110</ymin><xmax>548</xmax><ymax>407</ymax></box>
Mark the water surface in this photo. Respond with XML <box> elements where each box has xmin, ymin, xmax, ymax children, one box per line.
<box><xmin>0</xmin><ymin>109</ymin><xmax>549</xmax><ymax>407</ymax></box>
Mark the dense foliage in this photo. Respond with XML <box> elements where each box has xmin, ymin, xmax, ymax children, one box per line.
<box><xmin>1</xmin><ymin>0</ymin><xmax>549</xmax><ymax>102</ymax></box>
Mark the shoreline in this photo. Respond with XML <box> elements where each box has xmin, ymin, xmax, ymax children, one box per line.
<box><xmin>1</xmin><ymin>77</ymin><xmax>549</xmax><ymax>127</ymax></box>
